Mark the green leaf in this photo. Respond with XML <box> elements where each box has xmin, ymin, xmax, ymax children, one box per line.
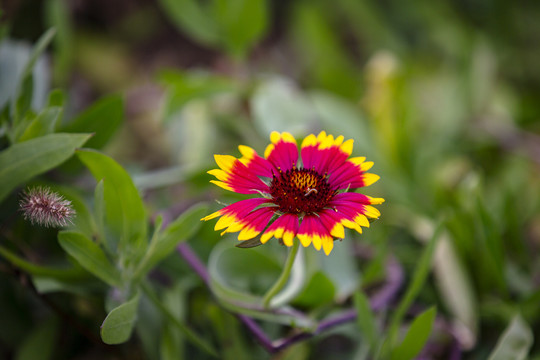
<box><xmin>213</xmin><ymin>0</ymin><xmax>268</xmax><ymax>58</ymax></box>
<box><xmin>13</xmin><ymin>28</ymin><xmax>56</xmax><ymax>122</ymax></box>
<box><xmin>63</xmin><ymin>95</ymin><xmax>124</xmax><ymax>149</ymax></box>
<box><xmin>101</xmin><ymin>292</ymin><xmax>140</xmax><ymax>345</ymax></box>
<box><xmin>235</xmin><ymin>237</ymin><xmax>263</xmax><ymax>248</ymax></box>
<box><xmin>158</xmin><ymin>0</ymin><xmax>220</xmax><ymax>46</ymax></box>
<box><xmin>354</xmin><ymin>290</ymin><xmax>379</xmax><ymax>353</ymax></box>
<box><xmin>488</xmin><ymin>314</ymin><xmax>533</xmax><ymax>360</ymax></box>
<box><xmin>76</xmin><ymin>149</ymin><xmax>147</xmax><ymax>255</ymax></box>
<box><xmin>134</xmin><ymin>203</ymin><xmax>208</xmax><ymax>279</ymax></box>
<box><xmin>58</xmin><ymin>230</ymin><xmax>121</xmax><ymax>287</ymax></box>
<box><xmin>477</xmin><ymin>194</ymin><xmax>506</xmax><ymax>293</ymax></box>
<box><xmin>387</xmin><ymin>222</ymin><xmax>442</xmax><ymax>347</ymax></box>
<box><xmin>45</xmin><ymin>0</ymin><xmax>74</xmax><ymax>85</ymax></box>
<box><xmin>93</xmin><ymin>180</ymin><xmax>107</xmax><ymax>248</ymax></box>
<box><xmin>17</xmin><ymin>106</ymin><xmax>62</xmax><ymax>142</ymax></box>
<box><xmin>47</xmin><ymin>89</ymin><xmax>65</xmax><ymax>108</ymax></box>
<box><xmin>55</xmin><ymin>185</ymin><xmax>96</xmax><ymax>240</ymax></box>
<box><xmin>0</xmin><ymin>133</ymin><xmax>91</xmax><ymax>203</ymax></box>
<box><xmin>0</xmin><ymin>244</ymin><xmax>87</xmax><ymax>281</ymax></box>
<box><xmin>391</xmin><ymin>307</ymin><xmax>436</xmax><ymax>360</ymax></box>
<box><xmin>290</xmin><ymin>3</ymin><xmax>360</xmax><ymax>98</ymax></box>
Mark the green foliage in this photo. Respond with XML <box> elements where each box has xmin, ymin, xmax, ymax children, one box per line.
<box><xmin>0</xmin><ymin>133</ymin><xmax>91</xmax><ymax>202</ymax></box>
<box><xmin>12</xmin><ymin>28</ymin><xmax>56</xmax><ymax>125</ymax></box>
<box><xmin>158</xmin><ymin>0</ymin><xmax>268</xmax><ymax>59</ymax></box>
<box><xmin>134</xmin><ymin>203</ymin><xmax>208</xmax><ymax>278</ymax></box>
<box><xmin>2</xmin><ymin>1</ymin><xmax>540</xmax><ymax>359</ymax></box>
<box><xmin>62</xmin><ymin>95</ymin><xmax>124</xmax><ymax>149</ymax></box>
<box><xmin>58</xmin><ymin>231</ymin><xmax>121</xmax><ymax>287</ymax></box>
<box><xmin>391</xmin><ymin>307</ymin><xmax>436</xmax><ymax>360</ymax></box>
<box><xmin>101</xmin><ymin>293</ymin><xmax>140</xmax><ymax>345</ymax></box>
<box><xmin>17</xmin><ymin>107</ymin><xmax>62</xmax><ymax>142</ymax></box>
<box><xmin>76</xmin><ymin>149</ymin><xmax>147</xmax><ymax>255</ymax></box>
<box><xmin>354</xmin><ymin>290</ymin><xmax>379</xmax><ymax>354</ymax></box>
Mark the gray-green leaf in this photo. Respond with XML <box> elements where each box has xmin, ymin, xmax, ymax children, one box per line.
<box><xmin>488</xmin><ymin>314</ymin><xmax>533</xmax><ymax>360</ymax></box>
<box><xmin>101</xmin><ymin>293</ymin><xmax>140</xmax><ymax>345</ymax></box>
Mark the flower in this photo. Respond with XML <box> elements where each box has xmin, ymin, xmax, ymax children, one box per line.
<box><xmin>19</xmin><ymin>186</ymin><xmax>75</xmax><ymax>228</ymax></box>
<box><xmin>202</xmin><ymin>131</ymin><xmax>384</xmax><ymax>255</ymax></box>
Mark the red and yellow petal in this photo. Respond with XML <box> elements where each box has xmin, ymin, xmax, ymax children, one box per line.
<box><xmin>297</xmin><ymin>215</ymin><xmax>334</xmax><ymax>255</ymax></box>
<box><xmin>330</xmin><ymin>193</ymin><xmax>385</xmax><ymax>232</ymax></box>
<box><xmin>202</xmin><ymin>198</ymin><xmax>270</xmax><ymax>230</ymax></box>
<box><xmin>264</xmin><ymin>131</ymin><xmax>298</xmax><ymax>171</ymax></box>
<box><xmin>260</xmin><ymin>213</ymin><xmax>299</xmax><ymax>246</ymax></box>
<box><xmin>301</xmin><ymin>131</ymin><xmax>354</xmax><ymax>174</ymax></box>
<box><xmin>238</xmin><ymin>145</ymin><xmax>273</xmax><ymax>177</ymax></box>
<box><xmin>328</xmin><ymin>157</ymin><xmax>380</xmax><ymax>190</ymax></box>
<box><xmin>209</xmin><ymin>154</ymin><xmax>269</xmax><ymax>194</ymax></box>
<box><xmin>227</xmin><ymin>207</ymin><xmax>276</xmax><ymax>240</ymax></box>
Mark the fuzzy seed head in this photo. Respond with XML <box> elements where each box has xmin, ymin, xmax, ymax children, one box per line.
<box><xmin>19</xmin><ymin>187</ymin><xmax>75</xmax><ymax>228</ymax></box>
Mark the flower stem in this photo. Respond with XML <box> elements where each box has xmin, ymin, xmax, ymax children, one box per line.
<box><xmin>262</xmin><ymin>240</ymin><xmax>300</xmax><ymax>309</ymax></box>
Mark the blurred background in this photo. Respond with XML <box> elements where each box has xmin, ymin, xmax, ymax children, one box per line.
<box><xmin>1</xmin><ymin>0</ymin><xmax>540</xmax><ymax>359</ymax></box>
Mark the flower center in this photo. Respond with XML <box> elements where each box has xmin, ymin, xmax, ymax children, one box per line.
<box><xmin>269</xmin><ymin>168</ymin><xmax>335</xmax><ymax>214</ymax></box>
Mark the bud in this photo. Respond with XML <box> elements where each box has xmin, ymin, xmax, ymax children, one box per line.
<box><xmin>19</xmin><ymin>187</ymin><xmax>75</xmax><ymax>228</ymax></box>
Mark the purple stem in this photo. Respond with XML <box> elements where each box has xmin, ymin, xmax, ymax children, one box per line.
<box><xmin>176</xmin><ymin>242</ymin><xmax>405</xmax><ymax>354</ymax></box>
<box><xmin>176</xmin><ymin>243</ymin><xmax>210</xmax><ymax>285</ymax></box>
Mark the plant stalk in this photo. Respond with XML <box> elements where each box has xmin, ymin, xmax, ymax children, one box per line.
<box><xmin>262</xmin><ymin>240</ymin><xmax>300</xmax><ymax>309</ymax></box>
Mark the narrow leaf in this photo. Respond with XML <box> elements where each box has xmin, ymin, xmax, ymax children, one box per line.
<box><xmin>18</xmin><ymin>106</ymin><xmax>62</xmax><ymax>142</ymax></box>
<box><xmin>14</xmin><ymin>28</ymin><xmax>56</xmax><ymax>121</ymax></box>
<box><xmin>101</xmin><ymin>293</ymin><xmax>140</xmax><ymax>345</ymax></box>
<box><xmin>134</xmin><ymin>203</ymin><xmax>208</xmax><ymax>278</ymax></box>
<box><xmin>235</xmin><ymin>237</ymin><xmax>264</xmax><ymax>248</ymax></box>
<box><xmin>354</xmin><ymin>290</ymin><xmax>378</xmax><ymax>352</ymax></box>
<box><xmin>0</xmin><ymin>133</ymin><xmax>91</xmax><ymax>203</ymax></box>
<box><xmin>58</xmin><ymin>230</ymin><xmax>121</xmax><ymax>287</ymax></box>
<box><xmin>0</xmin><ymin>244</ymin><xmax>87</xmax><ymax>281</ymax></box>
<box><xmin>391</xmin><ymin>307</ymin><xmax>436</xmax><ymax>360</ymax></box>
<box><xmin>388</xmin><ymin>222</ymin><xmax>442</xmax><ymax>346</ymax></box>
